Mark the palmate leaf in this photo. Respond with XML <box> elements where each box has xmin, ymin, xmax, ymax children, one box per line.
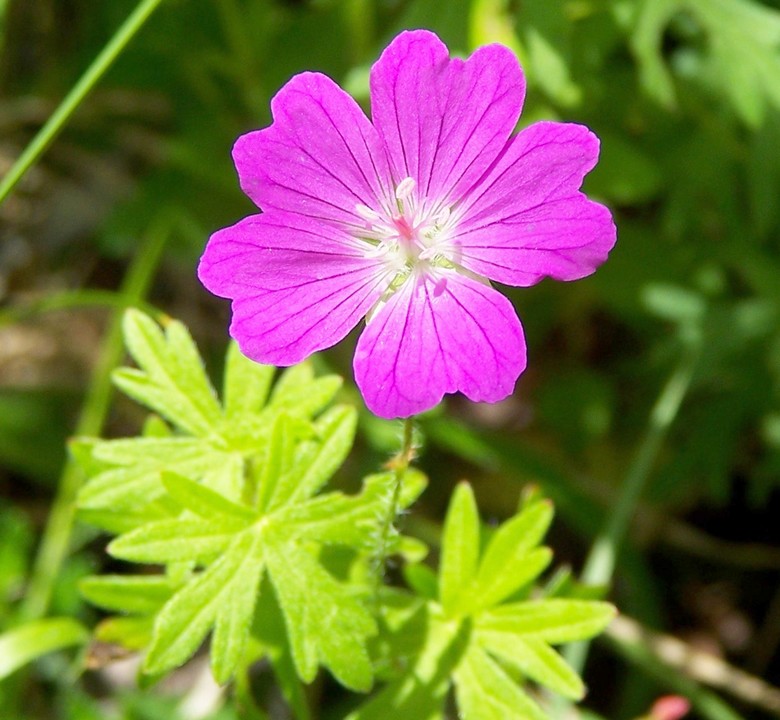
<box><xmin>76</xmin><ymin>310</ymin><xmax>344</xmax><ymax>519</ymax></box>
<box><xmin>119</xmin><ymin>464</ymin><xmax>392</xmax><ymax>685</ymax></box>
<box><xmin>264</xmin><ymin>540</ymin><xmax>376</xmax><ymax>691</ymax></box>
<box><xmin>454</xmin><ymin>644</ymin><xmax>548</xmax><ymax>720</ymax></box>
<box><xmin>353</xmin><ymin>483</ymin><xmax>614</xmax><ymax>719</ymax></box>
<box><xmin>114</xmin><ymin>309</ymin><xmax>222</xmax><ymax>436</ymax></box>
<box><xmin>78</xmin><ymin>311</ymin><xmax>400</xmax><ymax>688</ymax></box>
<box><xmin>143</xmin><ymin>529</ymin><xmax>265</xmax><ymax>681</ymax></box>
<box><xmin>439</xmin><ymin>482</ymin><xmax>480</xmax><ymax>616</ymax></box>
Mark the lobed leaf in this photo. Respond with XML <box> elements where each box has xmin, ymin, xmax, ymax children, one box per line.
<box><xmin>265</xmin><ymin>541</ymin><xmax>376</xmax><ymax>691</ymax></box>
<box><xmin>144</xmin><ymin>529</ymin><xmax>264</xmax><ymax>676</ymax></box>
<box><xmin>268</xmin><ymin>405</ymin><xmax>358</xmax><ymax>510</ymax></box>
<box><xmin>117</xmin><ymin>310</ymin><xmax>221</xmax><ymax>436</ymax></box>
<box><xmin>108</xmin><ymin>519</ymin><xmax>241</xmax><ymax>564</ymax></box>
<box><xmin>478</xmin><ymin>634</ymin><xmax>584</xmax><ymax>700</ymax></box>
<box><xmin>274</xmin><ymin>472</ymin><xmax>391</xmax><ymax>550</ymax></box>
<box><xmin>268</xmin><ymin>363</ymin><xmax>343</xmax><ymax>418</ymax></box>
<box><xmin>79</xmin><ymin>575</ymin><xmax>177</xmax><ymax>615</ymax></box>
<box><xmin>255</xmin><ymin>412</ymin><xmax>297</xmax><ymax>513</ymax></box>
<box><xmin>79</xmin><ymin>438</ymin><xmax>233</xmax><ymax>510</ymax></box>
<box><xmin>439</xmin><ymin>482</ymin><xmax>480</xmax><ymax>616</ymax></box>
<box><xmin>474</xmin><ymin>499</ymin><xmax>554</xmax><ymax>610</ymax></box>
<box><xmin>453</xmin><ymin>643</ymin><xmax>547</xmax><ymax>720</ymax></box>
<box><xmin>161</xmin><ymin>471</ymin><xmax>257</xmax><ymax>522</ymax></box>
<box><xmin>223</xmin><ymin>341</ymin><xmax>275</xmax><ymax>421</ymax></box>
<box><xmin>211</xmin><ymin>532</ymin><xmax>266</xmax><ymax>683</ymax></box>
<box><xmin>478</xmin><ymin>600</ymin><xmax>616</xmax><ymax>644</ymax></box>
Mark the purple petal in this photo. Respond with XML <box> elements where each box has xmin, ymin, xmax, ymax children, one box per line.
<box><xmin>198</xmin><ymin>212</ymin><xmax>388</xmax><ymax>365</ymax></box>
<box><xmin>353</xmin><ymin>270</ymin><xmax>526</xmax><ymax>418</ymax></box>
<box><xmin>453</xmin><ymin>121</ymin><xmax>617</xmax><ymax>286</ymax></box>
<box><xmin>233</xmin><ymin>72</ymin><xmax>394</xmax><ymax>225</ymax></box>
<box><xmin>370</xmin><ymin>30</ymin><xmax>525</xmax><ymax>205</ymax></box>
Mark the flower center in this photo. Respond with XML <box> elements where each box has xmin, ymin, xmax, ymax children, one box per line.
<box><xmin>354</xmin><ymin>177</ymin><xmax>456</xmax><ymax>277</ymax></box>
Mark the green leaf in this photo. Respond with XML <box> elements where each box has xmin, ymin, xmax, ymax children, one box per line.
<box><xmin>255</xmin><ymin>412</ymin><xmax>297</xmax><ymax>514</ymax></box>
<box><xmin>223</xmin><ymin>341</ymin><xmax>275</xmax><ymax>421</ymax></box>
<box><xmin>474</xmin><ymin>500</ymin><xmax>554</xmax><ymax>609</ymax></box>
<box><xmin>78</xmin><ymin>438</ymin><xmax>234</xmax><ymax>510</ymax></box>
<box><xmin>211</xmin><ymin>532</ymin><xmax>266</xmax><ymax>683</ymax></box>
<box><xmin>80</xmin><ymin>575</ymin><xmax>177</xmax><ymax>614</ymax></box>
<box><xmin>252</xmin><ymin>585</ymin><xmax>313</xmax><ymax>720</ymax></box>
<box><xmin>109</xmin><ymin>518</ymin><xmax>241</xmax><ymax>564</ymax></box>
<box><xmin>631</xmin><ymin>0</ymin><xmax>780</xmax><ymax>126</ymax></box>
<box><xmin>144</xmin><ymin>529</ymin><xmax>264</xmax><ymax>676</ymax></box>
<box><xmin>453</xmin><ymin>643</ymin><xmax>547</xmax><ymax>720</ymax></box>
<box><xmin>268</xmin><ymin>363</ymin><xmax>342</xmax><ymax>418</ymax></box>
<box><xmin>77</xmin><ymin>503</ymin><xmax>174</xmax><ymax>535</ymax></box>
<box><xmin>274</xmin><ymin>472</ymin><xmax>391</xmax><ymax>550</ymax></box>
<box><xmin>269</xmin><ymin>405</ymin><xmax>358</xmax><ymax>510</ymax></box>
<box><xmin>439</xmin><ymin>482</ymin><xmax>480</xmax><ymax>615</ymax></box>
<box><xmin>404</xmin><ymin>564</ymin><xmax>439</xmax><ymax>601</ymax></box>
<box><xmin>265</xmin><ymin>541</ymin><xmax>376</xmax><ymax>691</ymax></box>
<box><xmin>478</xmin><ymin>634</ymin><xmax>584</xmax><ymax>700</ymax></box>
<box><xmin>116</xmin><ymin>310</ymin><xmax>221</xmax><ymax>435</ymax></box>
<box><xmin>95</xmin><ymin>616</ymin><xmax>155</xmax><ymax>650</ymax></box>
<box><xmin>347</xmin><ymin>605</ymin><xmax>466</xmax><ymax>720</ymax></box>
<box><xmin>478</xmin><ymin>600</ymin><xmax>616</xmax><ymax>643</ymax></box>
<box><xmin>0</xmin><ymin>618</ymin><xmax>89</xmax><ymax>679</ymax></box>
<box><xmin>630</xmin><ymin>0</ymin><xmax>682</xmax><ymax>108</ymax></box>
<box><xmin>161</xmin><ymin>471</ymin><xmax>257</xmax><ymax>522</ymax></box>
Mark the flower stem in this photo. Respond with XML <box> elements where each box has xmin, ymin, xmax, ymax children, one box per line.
<box><xmin>373</xmin><ymin>417</ymin><xmax>415</xmax><ymax>592</ymax></box>
<box><xmin>0</xmin><ymin>0</ymin><xmax>167</xmax><ymax>206</ymax></box>
<box><xmin>19</xmin><ymin>217</ymin><xmax>170</xmax><ymax>621</ymax></box>
<box><xmin>563</xmin><ymin>339</ymin><xmax>700</xmax><ymax>675</ymax></box>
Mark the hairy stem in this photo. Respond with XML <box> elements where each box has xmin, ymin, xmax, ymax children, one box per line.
<box><xmin>0</xmin><ymin>0</ymin><xmax>167</xmax><ymax>205</ymax></box>
<box><xmin>20</xmin><ymin>218</ymin><xmax>170</xmax><ymax>621</ymax></box>
<box><xmin>373</xmin><ymin>417</ymin><xmax>415</xmax><ymax>592</ymax></box>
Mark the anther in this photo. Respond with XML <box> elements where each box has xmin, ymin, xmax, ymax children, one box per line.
<box><xmin>395</xmin><ymin>177</ymin><xmax>416</xmax><ymax>202</ymax></box>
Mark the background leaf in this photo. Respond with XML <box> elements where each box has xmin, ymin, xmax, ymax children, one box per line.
<box><xmin>0</xmin><ymin>619</ymin><xmax>89</xmax><ymax>680</ymax></box>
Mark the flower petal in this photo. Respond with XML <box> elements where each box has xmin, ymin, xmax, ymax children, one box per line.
<box><xmin>233</xmin><ymin>72</ymin><xmax>393</xmax><ymax>225</ymax></box>
<box><xmin>354</xmin><ymin>269</ymin><xmax>526</xmax><ymax>418</ymax></box>
<box><xmin>198</xmin><ymin>213</ymin><xmax>388</xmax><ymax>365</ymax></box>
<box><xmin>370</xmin><ymin>30</ymin><xmax>525</xmax><ymax>206</ymax></box>
<box><xmin>453</xmin><ymin>121</ymin><xmax>617</xmax><ymax>286</ymax></box>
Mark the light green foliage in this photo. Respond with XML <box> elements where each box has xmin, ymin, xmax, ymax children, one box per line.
<box><xmin>76</xmin><ymin>311</ymin><xmax>407</xmax><ymax>688</ymax></box>
<box><xmin>74</xmin><ymin>311</ymin><xmax>611</xmax><ymax>717</ymax></box>
<box><xmin>351</xmin><ymin>484</ymin><xmax>615</xmax><ymax>719</ymax></box>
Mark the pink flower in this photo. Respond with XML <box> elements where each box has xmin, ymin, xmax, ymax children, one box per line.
<box><xmin>198</xmin><ymin>30</ymin><xmax>616</xmax><ymax>419</ymax></box>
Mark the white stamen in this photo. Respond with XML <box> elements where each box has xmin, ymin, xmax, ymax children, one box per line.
<box><xmin>433</xmin><ymin>206</ymin><xmax>450</xmax><ymax>226</ymax></box>
<box><xmin>395</xmin><ymin>177</ymin><xmax>416</xmax><ymax>201</ymax></box>
<box><xmin>355</xmin><ymin>203</ymin><xmax>381</xmax><ymax>222</ymax></box>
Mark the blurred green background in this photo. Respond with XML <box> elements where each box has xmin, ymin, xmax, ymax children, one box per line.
<box><xmin>2</xmin><ymin>0</ymin><xmax>780</xmax><ymax>718</ymax></box>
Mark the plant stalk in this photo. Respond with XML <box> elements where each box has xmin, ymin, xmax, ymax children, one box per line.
<box><xmin>20</xmin><ymin>219</ymin><xmax>170</xmax><ymax>621</ymax></box>
<box><xmin>564</xmin><ymin>340</ymin><xmax>700</xmax><ymax>675</ymax></box>
<box><xmin>373</xmin><ymin>417</ymin><xmax>415</xmax><ymax>591</ymax></box>
<box><xmin>0</xmin><ymin>0</ymin><xmax>167</xmax><ymax>205</ymax></box>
